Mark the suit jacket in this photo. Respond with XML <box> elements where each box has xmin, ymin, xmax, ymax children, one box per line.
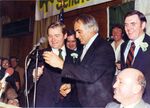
<box><xmin>62</xmin><ymin>36</ymin><xmax>116</xmax><ymax>107</ymax></box>
<box><xmin>121</xmin><ymin>34</ymin><xmax>150</xmax><ymax>104</ymax></box>
<box><xmin>27</xmin><ymin>47</ymin><xmax>80</xmax><ymax>107</ymax></box>
<box><xmin>105</xmin><ymin>100</ymin><xmax>150</xmax><ymax>108</ymax></box>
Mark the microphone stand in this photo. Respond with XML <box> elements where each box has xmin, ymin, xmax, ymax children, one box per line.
<box><xmin>24</xmin><ymin>54</ymin><xmax>31</xmax><ymax>108</ymax></box>
<box><xmin>24</xmin><ymin>46</ymin><xmax>40</xmax><ymax>108</ymax></box>
<box><xmin>33</xmin><ymin>47</ymin><xmax>39</xmax><ymax>108</ymax></box>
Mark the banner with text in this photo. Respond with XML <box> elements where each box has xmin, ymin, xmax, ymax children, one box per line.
<box><xmin>35</xmin><ymin>0</ymin><xmax>111</xmax><ymax>21</ymax></box>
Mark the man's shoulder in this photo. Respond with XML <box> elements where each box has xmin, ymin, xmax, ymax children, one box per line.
<box><xmin>105</xmin><ymin>101</ymin><xmax>120</xmax><ymax>108</ymax></box>
<box><xmin>144</xmin><ymin>34</ymin><xmax>150</xmax><ymax>43</ymax></box>
<box><xmin>145</xmin><ymin>103</ymin><xmax>150</xmax><ymax>108</ymax></box>
<box><xmin>138</xmin><ymin>99</ymin><xmax>150</xmax><ymax>108</ymax></box>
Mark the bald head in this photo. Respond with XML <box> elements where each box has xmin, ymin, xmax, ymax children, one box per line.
<box><xmin>113</xmin><ymin>68</ymin><xmax>146</xmax><ymax>104</ymax></box>
<box><xmin>119</xmin><ymin>68</ymin><xmax>143</xmax><ymax>78</ymax></box>
<box><xmin>119</xmin><ymin>68</ymin><xmax>146</xmax><ymax>91</ymax></box>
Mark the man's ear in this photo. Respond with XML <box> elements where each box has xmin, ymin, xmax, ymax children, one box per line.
<box><xmin>64</xmin><ymin>33</ymin><xmax>67</xmax><ymax>39</ymax></box>
<box><xmin>142</xmin><ymin>22</ymin><xmax>146</xmax><ymax>30</ymax></box>
<box><xmin>133</xmin><ymin>84</ymin><xmax>141</xmax><ymax>94</ymax></box>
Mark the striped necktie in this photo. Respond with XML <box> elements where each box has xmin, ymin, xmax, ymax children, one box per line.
<box><xmin>126</xmin><ymin>42</ymin><xmax>135</xmax><ymax>67</ymax></box>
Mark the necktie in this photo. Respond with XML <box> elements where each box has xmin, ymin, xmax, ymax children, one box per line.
<box><xmin>126</xmin><ymin>42</ymin><xmax>135</xmax><ymax>67</ymax></box>
<box><xmin>58</xmin><ymin>49</ymin><xmax>63</xmax><ymax>60</ymax></box>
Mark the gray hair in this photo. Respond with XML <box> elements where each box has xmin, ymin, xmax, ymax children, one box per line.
<box><xmin>74</xmin><ymin>14</ymin><xmax>99</xmax><ymax>33</ymax></box>
<box><xmin>137</xmin><ymin>74</ymin><xmax>146</xmax><ymax>93</ymax></box>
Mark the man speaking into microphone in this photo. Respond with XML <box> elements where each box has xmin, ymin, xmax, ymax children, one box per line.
<box><xmin>27</xmin><ymin>21</ymin><xmax>81</xmax><ymax>107</ymax></box>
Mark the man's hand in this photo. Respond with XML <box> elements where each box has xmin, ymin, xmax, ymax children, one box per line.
<box><xmin>32</xmin><ymin>66</ymin><xmax>44</xmax><ymax>81</ymax></box>
<box><xmin>43</xmin><ymin>51</ymin><xmax>64</xmax><ymax>69</ymax></box>
<box><xmin>59</xmin><ymin>83</ymin><xmax>71</xmax><ymax>97</ymax></box>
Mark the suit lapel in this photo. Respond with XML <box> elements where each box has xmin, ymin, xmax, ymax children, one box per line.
<box><xmin>133</xmin><ymin>34</ymin><xmax>150</xmax><ymax>67</ymax></box>
<box><xmin>132</xmin><ymin>48</ymin><xmax>143</xmax><ymax>67</ymax></box>
<box><xmin>81</xmin><ymin>36</ymin><xmax>100</xmax><ymax>63</ymax></box>
<box><xmin>121</xmin><ymin>41</ymin><xmax>128</xmax><ymax>69</ymax></box>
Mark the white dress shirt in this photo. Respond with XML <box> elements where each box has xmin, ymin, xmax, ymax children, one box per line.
<box><xmin>52</xmin><ymin>45</ymin><xmax>66</xmax><ymax>60</ymax></box>
<box><xmin>80</xmin><ymin>33</ymin><xmax>98</xmax><ymax>61</ymax></box>
<box><xmin>111</xmin><ymin>39</ymin><xmax>124</xmax><ymax>62</ymax></box>
<box><xmin>124</xmin><ymin>33</ymin><xmax>145</xmax><ymax>65</ymax></box>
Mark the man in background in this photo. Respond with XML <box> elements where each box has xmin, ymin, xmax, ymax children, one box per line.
<box><xmin>111</xmin><ymin>24</ymin><xmax>124</xmax><ymax>75</ymax></box>
<box><xmin>66</xmin><ymin>29</ymin><xmax>83</xmax><ymax>52</ymax></box>
<box><xmin>10</xmin><ymin>57</ymin><xmax>24</xmax><ymax>91</ymax></box>
<box><xmin>121</xmin><ymin>10</ymin><xmax>150</xmax><ymax>104</ymax></box>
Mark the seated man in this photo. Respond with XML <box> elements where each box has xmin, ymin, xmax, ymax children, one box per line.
<box><xmin>106</xmin><ymin>68</ymin><xmax>150</xmax><ymax>108</ymax></box>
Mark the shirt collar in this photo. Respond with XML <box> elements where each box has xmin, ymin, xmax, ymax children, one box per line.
<box><xmin>52</xmin><ymin>45</ymin><xmax>66</xmax><ymax>55</ymax></box>
<box><xmin>120</xmin><ymin>99</ymin><xmax>141</xmax><ymax>108</ymax></box>
<box><xmin>128</xmin><ymin>33</ymin><xmax>145</xmax><ymax>47</ymax></box>
<box><xmin>84</xmin><ymin>33</ymin><xmax>98</xmax><ymax>50</ymax></box>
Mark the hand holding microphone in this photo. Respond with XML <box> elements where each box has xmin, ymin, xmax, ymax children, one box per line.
<box><xmin>0</xmin><ymin>67</ymin><xmax>14</xmax><ymax>98</ymax></box>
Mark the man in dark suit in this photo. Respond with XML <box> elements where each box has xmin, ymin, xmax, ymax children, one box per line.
<box><xmin>105</xmin><ymin>68</ymin><xmax>150</xmax><ymax>108</ymax></box>
<box><xmin>27</xmin><ymin>21</ymin><xmax>80</xmax><ymax>107</ymax></box>
<box><xmin>43</xmin><ymin>14</ymin><xmax>116</xmax><ymax>107</ymax></box>
<box><xmin>121</xmin><ymin>10</ymin><xmax>150</xmax><ymax>104</ymax></box>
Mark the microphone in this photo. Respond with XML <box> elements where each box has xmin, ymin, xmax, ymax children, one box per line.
<box><xmin>1</xmin><ymin>67</ymin><xmax>14</xmax><ymax>82</ymax></box>
<box><xmin>0</xmin><ymin>67</ymin><xmax>14</xmax><ymax>97</ymax></box>
<box><xmin>34</xmin><ymin>37</ymin><xmax>46</xmax><ymax>48</ymax></box>
<box><xmin>29</xmin><ymin>37</ymin><xmax>47</xmax><ymax>55</ymax></box>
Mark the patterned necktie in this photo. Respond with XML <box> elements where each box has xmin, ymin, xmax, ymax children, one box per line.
<box><xmin>58</xmin><ymin>49</ymin><xmax>63</xmax><ymax>60</ymax></box>
<box><xmin>126</xmin><ymin>42</ymin><xmax>135</xmax><ymax>67</ymax></box>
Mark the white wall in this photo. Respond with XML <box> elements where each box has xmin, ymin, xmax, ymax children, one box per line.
<box><xmin>135</xmin><ymin>0</ymin><xmax>150</xmax><ymax>35</ymax></box>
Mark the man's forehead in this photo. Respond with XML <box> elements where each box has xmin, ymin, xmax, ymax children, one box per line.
<box><xmin>125</xmin><ymin>14</ymin><xmax>140</xmax><ymax>22</ymax></box>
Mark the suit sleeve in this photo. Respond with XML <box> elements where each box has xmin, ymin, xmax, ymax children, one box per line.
<box><xmin>61</xmin><ymin>42</ymin><xmax>116</xmax><ymax>83</ymax></box>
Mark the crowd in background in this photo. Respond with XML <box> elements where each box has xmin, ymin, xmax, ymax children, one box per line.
<box><xmin>0</xmin><ymin>56</ymin><xmax>24</xmax><ymax>107</ymax></box>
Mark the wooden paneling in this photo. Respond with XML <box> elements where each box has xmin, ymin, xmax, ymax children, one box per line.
<box><xmin>1</xmin><ymin>1</ymin><xmax>35</xmax><ymax>20</ymax></box>
<box><xmin>9</xmin><ymin>34</ymin><xmax>33</xmax><ymax>67</ymax></box>
<box><xmin>1</xmin><ymin>1</ymin><xmax>35</xmax><ymax>67</ymax></box>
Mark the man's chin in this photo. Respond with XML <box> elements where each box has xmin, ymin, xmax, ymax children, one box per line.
<box><xmin>113</xmin><ymin>94</ymin><xmax>118</xmax><ymax>100</ymax></box>
<box><xmin>113</xmin><ymin>95</ymin><xmax>121</xmax><ymax>103</ymax></box>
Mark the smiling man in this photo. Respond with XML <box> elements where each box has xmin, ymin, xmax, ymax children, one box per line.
<box><xmin>120</xmin><ymin>10</ymin><xmax>150</xmax><ymax>104</ymax></box>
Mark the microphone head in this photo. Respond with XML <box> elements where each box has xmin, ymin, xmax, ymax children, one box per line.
<box><xmin>5</xmin><ymin>67</ymin><xmax>14</xmax><ymax>76</ymax></box>
<box><xmin>39</xmin><ymin>37</ymin><xmax>46</xmax><ymax>44</ymax></box>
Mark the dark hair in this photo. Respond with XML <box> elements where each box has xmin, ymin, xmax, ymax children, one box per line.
<box><xmin>9</xmin><ymin>56</ymin><xmax>19</xmax><ymax>62</ymax></box>
<box><xmin>124</xmin><ymin>10</ymin><xmax>147</xmax><ymax>23</ymax></box>
<box><xmin>2</xmin><ymin>57</ymin><xmax>10</xmax><ymax>65</ymax></box>
<box><xmin>67</xmin><ymin>29</ymin><xmax>75</xmax><ymax>36</ymax></box>
<box><xmin>65</xmin><ymin>29</ymin><xmax>77</xmax><ymax>46</ymax></box>
<box><xmin>47</xmin><ymin>21</ymin><xmax>67</xmax><ymax>35</ymax></box>
<box><xmin>2</xmin><ymin>57</ymin><xmax>9</xmax><ymax>61</ymax></box>
<box><xmin>112</xmin><ymin>24</ymin><xmax>123</xmax><ymax>32</ymax></box>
